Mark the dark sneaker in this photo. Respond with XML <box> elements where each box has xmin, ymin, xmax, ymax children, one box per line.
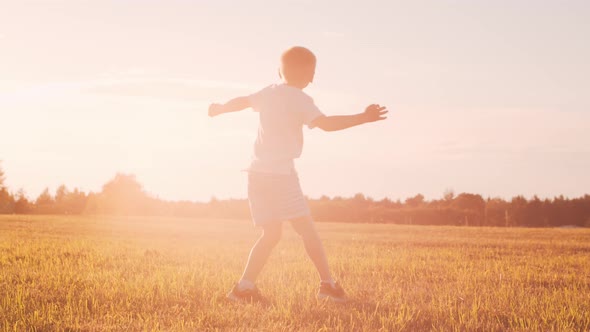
<box><xmin>317</xmin><ymin>282</ymin><xmax>348</xmax><ymax>303</ymax></box>
<box><xmin>227</xmin><ymin>284</ymin><xmax>268</xmax><ymax>304</ymax></box>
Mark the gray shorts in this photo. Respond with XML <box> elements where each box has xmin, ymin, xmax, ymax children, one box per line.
<box><xmin>247</xmin><ymin>172</ymin><xmax>311</xmax><ymax>226</ymax></box>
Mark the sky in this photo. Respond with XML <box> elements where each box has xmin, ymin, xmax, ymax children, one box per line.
<box><xmin>1</xmin><ymin>0</ymin><xmax>589</xmax><ymax>202</ymax></box>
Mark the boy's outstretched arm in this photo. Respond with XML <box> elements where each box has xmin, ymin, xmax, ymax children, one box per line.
<box><xmin>208</xmin><ymin>96</ymin><xmax>251</xmax><ymax>117</ymax></box>
<box><xmin>312</xmin><ymin>104</ymin><xmax>388</xmax><ymax>132</ymax></box>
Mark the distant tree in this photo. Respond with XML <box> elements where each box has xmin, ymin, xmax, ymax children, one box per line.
<box><xmin>376</xmin><ymin>197</ymin><xmax>392</xmax><ymax>208</ymax></box>
<box><xmin>83</xmin><ymin>192</ymin><xmax>100</xmax><ymax>214</ymax></box>
<box><xmin>405</xmin><ymin>194</ymin><xmax>425</xmax><ymax>207</ymax></box>
<box><xmin>352</xmin><ymin>193</ymin><xmax>366</xmax><ymax>202</ymax></box>
<box><xmin>55</xmin><ymin>185</ymin><xmax>68</xmax><ymax>203</ymax></box>
<box><xmin>485</xmin><ymin>198</ymin><xmax>509</xmax><ymax>227</ymax></box>
<box><xmin>65</xmin><ymin>188</ymin><xmax>88</xmax><ymax>214</ymax></box>
<box><xmin>48</xmin><ymin>185</ymin><xmax>88</xmax><ymax>214</ymax></box>
<box><xmin>509</xmin><ymin>196</ymin><xmax>528</xmax><ymax>227</ymax></box>
<box><xmin>451</xmin><ymin>193</ymin><xmax>485</xmax><ymax>226</ymax></box>
<box><xmin>1</xmin><ymin>159</ymin><xmax>588</xmax><ymax>225</ymax></box>
<box><xmin>0</xmin><ymin>162</ymin><xmax>13</xmax><ymax>213</ymax></box>
<box><xmin>0</xmin><ymin>188</ymin><xmax>15</xmax><ymax>213</ymax></box>
<box><xmin>34</xmin><ymin>188</ymin><xmax>55</xmax><ymax>214</ymax></box>
<box><xmin>584</xmin><ymin>195</ymin><xmax>590</xmax><ymax>228</ymax></box>
<box><xmin>569</xmin><ymin>196</ymin><xmax>590</xmax><ymax>227</ymax></box>
<box><xmin>452</xmin><ymin>193</ymin><xmax>485</xmax><ymax>212</ymax></box>
<box><xmin>14</xmin><ymin>189</ymin><xmax>32</xmax><ymax>214</ymax></box>
<box><xmin>36</xmin><ymin>188</ymin><xmax>54</xmax><ymax>205</ymax></box>
<box><xmin>443</xmin><ymin>189</ymin><xmax>455</xmax><ymax>203</ymax></box>
<box><xmin>99</xmin><ymin>173</ymin><xmax>151</xmax><ymax>215</ymax></box>
<box><xmin>351</xmin><ymin>193</ymin><xmax>369</xmax><ymax>222</ymax></box>
<box><xmin>54</xmin><ymin>184</ymin><xmax>69</xmax><ymax>214</ymax></box>
<box><xmin>525</xmin><ymin>196</ymin><xmax>546</xmax><ymax>227</ymax></box>
<box><xmin>0</xmin><ymin>162</ymin><xmax>5</xmax><ymax>190</ymax></box>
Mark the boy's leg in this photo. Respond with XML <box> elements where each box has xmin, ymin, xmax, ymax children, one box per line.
<box><xmin>289</xmin><ymin>216</ymin><xmax>333</xmax><ymax>283</ymax></box>
<box><xmin>290</xmin><ymin>216</ymin><xmax>348</xmax><ymax>302</ymax></box>
<box><xmin>239</xmin><ymin>222</ymin><xmax>283</xmax><ymax>286</ymax></box>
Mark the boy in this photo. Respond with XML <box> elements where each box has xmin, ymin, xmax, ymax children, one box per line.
<box><xmin>208</xmin><ymin>46</ymin><xmax>388</xmax><ymax>303</ymax></box>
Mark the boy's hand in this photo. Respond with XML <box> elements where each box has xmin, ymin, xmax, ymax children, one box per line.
<box><xmin>208</xmin><ymin>103</ymin><xmax>224</xmax><ymax>117</ymax></box>
<box><xmin>362</xmin><ymin>104</ymin><xmax>388</xmax><ymax>123</ymax></box>
<box><xmin>312</xmin><ymin>104</ymin><xmax>389</xmax><ymax>131</ymax></box>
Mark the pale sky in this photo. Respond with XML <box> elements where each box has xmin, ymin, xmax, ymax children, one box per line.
<box><xmin>1</xmin><ymin>0</ymin><xmax>589</xmax><ymax>202</ymax></box>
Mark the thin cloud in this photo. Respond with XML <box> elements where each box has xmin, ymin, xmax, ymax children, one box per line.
<box><xmin>435</xmin><ymin>142</ymin><xmax>589</xmax><ymax>157</ymax></box>
<box><xmin>322</xmin><ymin>31</ymin><xmax>346</xmax><ymax>38</ymax></box>
<box><xmin>414</xmin><ymin>107</ymin><xmax>590</xmax><ymax>161</ymax></box>
<box><xmin>0</xmin><ymin>77</ymin><xmax>259</xmax><ymax>104</ymax></box>
<box><xmin>84</xmin><ymin>77</ymin><xmax>257</xmax><ymax>102</ymax></box>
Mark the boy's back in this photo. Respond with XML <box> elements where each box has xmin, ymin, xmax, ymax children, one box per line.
<box><xmin>248</xmin><ymin>83</ymin><xmax>324</xmax><ymax>174</ymax></box>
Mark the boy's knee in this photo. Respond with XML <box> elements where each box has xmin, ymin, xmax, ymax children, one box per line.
<box><xmin>290</xmin><ymin>216</ymin><xmax>318</xmax><ymax>239</ymax></box>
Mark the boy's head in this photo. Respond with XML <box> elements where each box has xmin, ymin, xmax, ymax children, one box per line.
<box><xmin>279</xmin><ymin>46</ymin><xmax>316</xmax><ymax>89</ymax></box>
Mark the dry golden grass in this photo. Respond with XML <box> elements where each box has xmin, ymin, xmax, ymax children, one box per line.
<box><xmin>1</xmin><ymin>215</ymin><xmax>589</xmax><ymax>331</ymax></box>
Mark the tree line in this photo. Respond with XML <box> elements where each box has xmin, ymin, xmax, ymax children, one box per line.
<box><xmin>1</xmin><ymin>167</ymin><xmax>589</xmax><ymax>227</ymax></box>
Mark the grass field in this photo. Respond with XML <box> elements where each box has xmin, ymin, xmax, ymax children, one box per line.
<box><xmin>1</xmin><ymin>215</ymin><xmax>589</xmax><ymax>331</ymax></box>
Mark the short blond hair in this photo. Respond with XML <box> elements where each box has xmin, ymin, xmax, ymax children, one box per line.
<box><xmin>280</xmin><ymin>46</ymin><xmax>316</xmax><ymax>82</ymax></box>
